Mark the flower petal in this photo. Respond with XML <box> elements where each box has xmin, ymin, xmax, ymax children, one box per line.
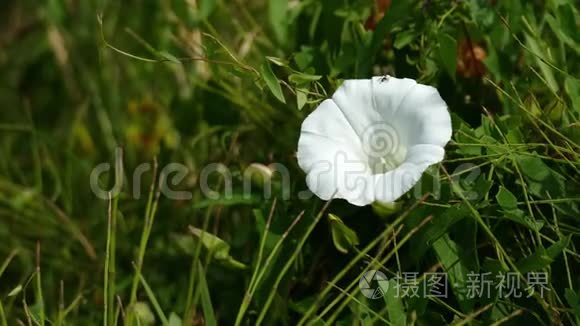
<box><xmin>405</xmin><ymin>144</ymin><xmax>445</xmax><ymax>167</ymax></box>
<box><xmin>393</xmin><ymin>83</ymin><xmax>452</xmax><ymax>147</ymax></box>
<box><xmin>371</xmin><ymin>76</ymin><xmax>417</xmax><ymax>119</ymax></box>
<box><xmin>332</xmin><ymin>79</ymin><xmax>383</xmax><ymax>138</ymax></box>
<box><xmin>372</xmin><ymin>163</ymin><xmax>424</xmax><ymax>203</ymax></box>
<box><xmin>298</xmin><ymin>134</ymin><xmax>374</xmax><ymax>205</ymax></box>
<box><xmin>299</xmin><ymin>99</ymin><xmax>363</xmax><ymax>154</ymax></box>
<box><xmin>297</xmin><ymin>100</ymin><xmax>374</xmax><ymax>205</ymax></box>
<box><xmin>372</xmin><ymin>144</ymin><xmax>444</xmax><ymax>203</ymax></box>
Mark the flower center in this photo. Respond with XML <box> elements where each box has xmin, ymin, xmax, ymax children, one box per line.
<box><xmin>361</xmin><ymin>122</ymin><xmax>407</xmax><ymax>174</ymax></box>
<box><xmin>368</xmin><ymin>145</ymin><xmax>407</xmax><ymax>174</ymax></box>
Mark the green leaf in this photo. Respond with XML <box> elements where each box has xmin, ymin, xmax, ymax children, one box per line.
<box><xmin>415</xmin><ymin>204</ymin><xmax>468</xmax><ymax>258</ymax></box>
<box><xmin>189</xmin><ymin>227</ymin><xmax>247</xmax><ymax>269</ymax></box>
<box><xmin>516</xmin><ymin>155</ymin><xmax>566</xmax><ymax>199</ymax></box>
<box><xmin>28</xmin><ymin>302</ymin><xmax>46</xmax><ymax>326</ymax></box>
<box><xmin>503</xmin><ymin>209</ymin><xmax>545</xmax><ymax>232</ymax></box>
<box><xmin>482</xmin><ymin>257</ymin><xmax>509</xmax><ymax>273</ymax></box>
<box><xmin>7</xmin><ymin>284</ymin><xmax>22</xmax><ymax>297</ymax></box>
<box><xmin>524</xmin><ymin>33</ymin><xmax>559</xmax><ymax>93</ymax></box>
<box><xmin>134</xmin><ymin>302</ymin><xmax>155</xmax><ymax>325</ymax></box>
<box><xmin>371</xmin><ymin>201</ymin><xmax>401</xmax><ymax>218</ymax></box>
<box><xmin>432</xmin><ymin>235</ymin><xmax>471</xmax><ymax>311</ymax></box>
<box><xmin>197</xmin><ymin>262</ymin><xmax>218</xmax><ymax>326</ymax></box>
<box><xmin>468</xmin><ymin>0</ymin><xmax>495</xmax><ymax>28</ymax></box>
<box><xmin>158</xmin><ymin>51</ymin><xmax>181</xmax><ymax>64</ymax></box>
<box><xmin>260</xmin><ymin>61</ymin><xmax>286</xmax><ymax>103</ymax></box>
<box><xmin>556</xmin><ymin>4</ymin><xmax>580</xmax><ymax>43</ymax></box>
<box><xmin>289</xmin><ymin>296</ymin><xmax>317</xmax><ymax>315</ymax></box>
<box><xmin>453</xmin><ymin>175</ymin><xmax>492</xmax><ymax>202</ymax></box>
<box><xmin>288</xmin><ymin>73</ymin><xmax>321</xmax><ymax>85</ymax></box>
<box><xmin>518</xmin><ymin>156</ymin><xmax>551</xmax><ymax>180</ymax></box>
<box><xmin>516</xmin><ymin>235</ymin><xmax>571</xmax><ymax>274</ymax></box>
<box><xmin>357</xmin><ymin>0</ymin><xmax>412</xmax><ymax>76</ymax></box>
<box><xmin>245</xmin><ymin>163</ymin><xmax>273</xmax><ymax>188</ymax></box>
<box><xmin>437</xmin><ymin>33</ymin><xmax>457</xmax><ymax>79</ymax></box>
<box><xmin>199</xmin><ymin>0</ymin><xmax>217</xmax><ymax>20</ymax></box>
<box><xmin>168</xmin><ymin>313</ymin><xmax>182</xmax><ymax>326</ymax></box>
<box><xmin>296</xmin><ymin>88</ymin><xmax>308</xmax><ymax>111</ymax></box>
<box><xmin>545</xmin><ymin>14</ymin><xmax>580</xmax><ymax>54</ymax></box>
<box><xmin>46</xmin><ymin>0</ymin><xmax>65</xmax><ymax>24</ymax></box>
<box><xmin>328</xmin><ymin>213</ymin><xmax>359</xmax><ymax>254</ymax></box>
<box><xmin>382</xmin><ymin>279</ymin><xmax>406</xmax><ymax>326</ymax></box>
<box><xmin>565</xmin><ymin>77</ymin><xmax>580</xmax><ymax>113</ymax></box>
<box><xmin>564</xmin><ymin>289</ymin><xmax>580</xmax><ymax>319</ymax></box>
<box><xmin>496</xmin><ymin>186</ymin><xmax>518</xmax><ymax>210</ymax></box>
<box><xmin>138</xmin><ymin>275</ymin><xmax>169</xmax><ymax>325</ymax></box>
<box><xmin>294</xmin><ymin>47</ymin><xmax>314</xmax><ymax>70</ymax></box>
<box><xmin>252</xmin><ymin>208</ymin><xmax>266</xmax><ymax>235</ymax></box>
<box><xmin>269</xmin><ymin>0</ymin><xmax>288</xmax><ymax>43</ymax></box>
<box><xmin>454</xmin><ymin>115</ymin><xmax>483</xmax><ymax>156</ymax></box>
<box><xmin>266</xmin><ymin>56</ymin><xmax>289</xmax><ymax>67</ymax></box>
<box><xmin>394</xmin><ymin>30</ymin><xmax>416</xmax><ymax>49</ymax></box>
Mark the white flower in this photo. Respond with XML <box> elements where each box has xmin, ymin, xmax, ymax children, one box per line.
<box><xmin>297</xmin><ymin>76</ymin><xmax>452</xmax><ymax>206</ymax></box>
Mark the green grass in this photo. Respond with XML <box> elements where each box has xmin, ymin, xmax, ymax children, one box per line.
<box><xmin>0</xmin><ymin>0</ymin><xmax>579</xmax><ymax>325</ymax></box>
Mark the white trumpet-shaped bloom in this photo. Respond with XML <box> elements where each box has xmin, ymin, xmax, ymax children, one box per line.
<box><xmin>297</xmin><ymin>76</ymin><xmax>452</xmax><ymax>206</ymax></box>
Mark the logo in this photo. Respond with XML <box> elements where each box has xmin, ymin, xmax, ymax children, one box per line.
<box><xmin>361</xmin><ymin>123</ymin><xmax>400</xmax><ymax>159</ymax></box>
<box><xmin>359</xmin><ymin>270</ymin><xmax>388</xmax><ymax>299</ymax></box>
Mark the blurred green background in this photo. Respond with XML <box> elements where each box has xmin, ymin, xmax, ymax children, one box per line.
<box><xmin>0</xmin><ymin>0</ymin><xmax>579</xmax><ymax>325</ymax></box>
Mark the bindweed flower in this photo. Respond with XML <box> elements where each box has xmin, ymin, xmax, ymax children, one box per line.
<box><xmin>297</xmin><ymin>76</ymin><xmax>452</xmax><ymax>206</ymax></box>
